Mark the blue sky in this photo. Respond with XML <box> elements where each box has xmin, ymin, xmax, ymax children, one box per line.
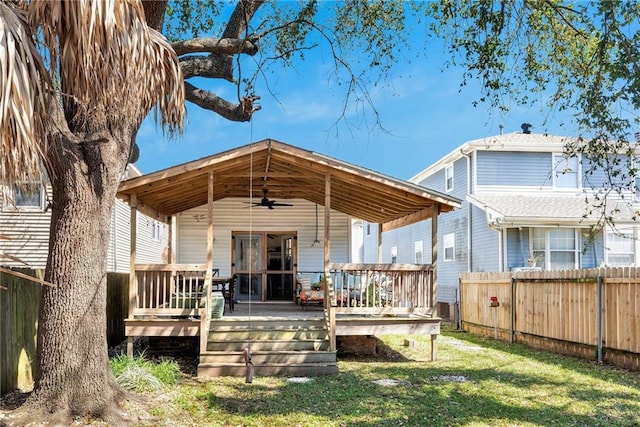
<box><xmin>135</xmin><ymin>16</ymin><xmax>577</xmax><ymax>181</ymax></box>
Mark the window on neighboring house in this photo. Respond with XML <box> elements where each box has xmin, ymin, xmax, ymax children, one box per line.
<box><xmin>606</xmin><ymin>228</ymin><xmax>636</xmax><ymax>266</ymax></box>
<box><xmin>553</xmin><ymin>154</ymin><xmax>580</xmax><ymax>188</ymax></box>
<box><xmin>444</xmin><ymin>233</ymin><xmax>455</xmax><ymax>261</ymax></box>
<box><xmin>13</xmin><ymin>182</ymin><xmax>43</xmax><ymax>209</ymax></box>
<box><xmin>152</xmin><ymin>220</ymin><xmax>161</xmax><ymax>242</ymax></box>
<box><xmin>390</xmin><ymin>246</ymin><xmax>397</xmax><ymax>263</ymax></box>
<box><xmin>445</xmin><ymin>164</ymin><xmax>454</xmax><ymax>192</ymax></box>
<box><xmin>531</xmin><ymin>228</ymin><xmax>580</xmax><ymax>270</ymax></box>
<box><xmin>414</xmin><ymin>240</ymin><xmax>423</xmax><ymax>264</ymax></box>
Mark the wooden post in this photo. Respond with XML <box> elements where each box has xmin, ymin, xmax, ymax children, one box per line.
<box><xmin>127</xmin><ymin>194</ymin><xmax>138</xmax><ymax>357</ymax></box>
<box><xmin>167</xmin><ymin>215</ymin><xmax>173</xmax><ymax>264</ymax></box>
<box><xmin>324</xmin><ymin>174</ymin><xmax>336</xmax><ymax>352</ymax></box>
<box><xmin>207</xmin><ymin>171</ymin><xmax>214</xmax><ymax>272</ymax></box>
<box><xmin>377</xmin><ymin>224</ymin><xmax>383</xmax><ymax>263</ymax></box>
<box><xmin>431</xmin><ymin>203</ymin><xmax>439</xmax><ymax>318</ymax></box>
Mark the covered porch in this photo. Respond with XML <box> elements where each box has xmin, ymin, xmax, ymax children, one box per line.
<box><xmin>117</xmin><ymin>139</ymin><xmax>460</xmax><ymax>376</ymax></box>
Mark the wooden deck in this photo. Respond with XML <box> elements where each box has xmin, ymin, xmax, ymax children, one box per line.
<box><xmin>126</xmin><ymin>264</ymin><xmax>441</xmax><ymax>375</ymax></box>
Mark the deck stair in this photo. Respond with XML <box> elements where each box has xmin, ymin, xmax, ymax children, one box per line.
<box><xmin>197</xmin><ymin>316</ymin><xmax>338</xmax><ymax>377</ymax></box>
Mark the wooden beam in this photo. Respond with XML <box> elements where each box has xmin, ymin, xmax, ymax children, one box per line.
<box><xmin>381</xmin><ymin>206</ymin><xmax>435</xmax><ymax>232</ymax></box>
<box><xmin>207</xmin><ymin>172</ymin><xmax>214</xmax><ymax>271</ymax></box>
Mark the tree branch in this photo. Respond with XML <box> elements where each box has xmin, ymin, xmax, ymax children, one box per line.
<box><xmin>179</xmin><ymin>55</ymin><xmax>234</xmax><ymax>80</ymax></box>
<box><xmin>172</xmin><ymin>37</ymin><xmax>258</xmax><ymax>56</ymax></box>
<box><xmin>184</xmin><ymin>82</ymin><xmax>260</xmax><ymax>122</ymax></box>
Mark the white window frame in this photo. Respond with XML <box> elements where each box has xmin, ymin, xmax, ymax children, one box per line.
<box><xmin>443</xmin><ymin>233</ymin><xmax>455</xmax><ymax>261</ymax></box>
<box><xmin>530</xmin><ymin>228</ymin><xmax>580</xmax><ymax>270</ymax></box>
<box><xmin>390</xmin><ymin>246</ymin><xmax>397</xmax><ymax>264</ymax></box>
<box><xmin>414</xmin><ymin>240</ymin><xmax>423</xmax><ymax>264</ymax></box>
<box><xmin>152</xmin><ymin>220</ymin><xmax>162</xmax><ymax>242</ymax></box>
<box><xmin>552</xmin><ymin>154</ymin><xmax>580</xmax><ymax>189</ymax></box>
<box><xmin>445</xmin><ymin>164</ymin><xmax>454</xmax><ymax>192</ymax></box>
<box><xmin>12</xmin><ymin>182</ymin><xmax>44</xmax><ymax>210</ymax></box>
<box><xmin>605</xmin><ymin>227</ymin><xmax>638</xmax><ymax>266</ymax></box>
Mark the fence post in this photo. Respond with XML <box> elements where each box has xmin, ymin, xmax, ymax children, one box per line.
<box><xmin>457</xmin><ymin>277</ymin><xmax>463</xmax><ymax>331</ymax></box>
<box><xmin>510</xmin><ymin>276</ymin><xmax>515</xmax><ymax>343</ymax></box>
<box><xmin>597</xmin><ymin>274</ymin><xmax>603</xmax><ymax>364</ymax></box>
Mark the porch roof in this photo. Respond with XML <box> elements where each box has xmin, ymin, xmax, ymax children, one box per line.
<box><xmin>117</xmin><ymin>139</ymin><xmax>461</xmax><ymax>230</ymax></box>
<box><xmin>468</xmin><ymin>193</ymin><xmax>640</xmax><ymax>228</ymax></box>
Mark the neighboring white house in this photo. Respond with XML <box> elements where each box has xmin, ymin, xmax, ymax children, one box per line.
<box><xmin>362</xmin><ymin>127</ymin><xmax>640</xmax><ymax>308</ymax></box>
<box><xmin>0</xmin><ymin>164</ymin><xmax>166</xmax><ymax>272</ymax></box>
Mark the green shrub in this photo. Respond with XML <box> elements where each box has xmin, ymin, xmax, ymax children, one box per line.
<box><xmin>110</xmin><ymin>354</ymin><xmax>181</xmax><ymax>393</ymax></box>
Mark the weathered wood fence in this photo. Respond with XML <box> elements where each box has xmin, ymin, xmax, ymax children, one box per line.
<box><xmin>460</xmin><ymin>268</ymin><xmax>640</xmax><ymax>371</ymax></box>
<box><xmin>0</xmin><ymin>269</ymin><xmax>128</xmax><ymax>396</ymax></box>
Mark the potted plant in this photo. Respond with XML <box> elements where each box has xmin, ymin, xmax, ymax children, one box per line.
<box><xmin>527</xmin><ymin>252</ymin><xmax>542</xmax><ymax>267</ymax></box>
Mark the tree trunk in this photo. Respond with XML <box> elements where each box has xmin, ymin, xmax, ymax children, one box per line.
<box><xmin>27</xmin><ymin>132</ymin><xmax>130</xmax><ymax>424</ymax></box>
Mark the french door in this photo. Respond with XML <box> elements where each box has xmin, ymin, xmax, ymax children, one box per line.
<box><xmin>233</xmin><ymin>232</ymin><xmax>296</xmax><ymax>301</ymax></box>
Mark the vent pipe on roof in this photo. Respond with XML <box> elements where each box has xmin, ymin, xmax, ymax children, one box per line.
<box><xmin>521</xmin><ymin>123</ymin><xmax>532</xmax><ymax>134</ymax></box>
<box><xmin>499</xmin><ymin>124</ymin><xmax>504</xmax><ymax>135</ymax></box>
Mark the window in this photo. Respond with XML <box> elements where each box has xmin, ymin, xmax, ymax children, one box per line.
<box><xmin>152</xmin><ymin>220</ymin><xmax>161</xmax><ymax>242</ymax></box>
<box><xmin>366</xmin><ymin>223</ymin><xmax>371</xmax><ymax>237</ymax></box>
<box><xmin>13</xmin><ymin>183</ymin><xmax>43</xmax><ymax>209</ymax></box>
<box><xmin>553</xmin><ymin>154</ymin><xmax>580</xmax><ymax>188</ymax></box>
<box><xmin>414</xmin><ymin>240</ymin><xmax>423</xmax><ymax>264</ymax></box>
<box><xmin>530</xmin><ymin>228</ymin><xmax>579</xmax><ymax>270</ymax></box>
<box><xmin>606</xmin><ymin>228</ymin><xmax>636</xmax><ymax>266</ymax></box>
<box><xmin>444</xmin><ymin>233</ymin><xmax>455</xmax><ymax>261</ymax></box>
<box><xmin>390</xmin><ymin>246</ymin><xmax>397</xmax><ymax>263</ymax></box>
<box><xmin>445</xmin><ymin>164</ymin><xmax>454</xmax><ymax>192</ymax></box>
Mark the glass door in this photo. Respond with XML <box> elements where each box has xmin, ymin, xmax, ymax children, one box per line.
<box><xmin>234</xmin><ymin>234</ymin><xmax>262</xmax><ymax>301</ymax></box>
<box><xmin>266</xmin><ymin>234</ymin><xmax>295</xmax><ymax>301</ymax></box>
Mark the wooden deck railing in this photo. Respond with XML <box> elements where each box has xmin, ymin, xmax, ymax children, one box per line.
<box><xmin>329</xmin><ymin>263</ymin><xmax>434</xmax><ymax>315</ymax></box>
<box><xmin>132</xmin><ymin>264</ymin><xmax>209</xmax><ymax>317</ymax></box>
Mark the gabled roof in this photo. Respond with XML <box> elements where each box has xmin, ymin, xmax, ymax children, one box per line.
<box><xmin>117</xmin><ymin>139</ymin><xmax>461</xmax><ymax>230</ymax></box>
<box><xmin>411</xmin><ymin>132</ymin><xmax>577</xmax><ymax>183</ymax></box>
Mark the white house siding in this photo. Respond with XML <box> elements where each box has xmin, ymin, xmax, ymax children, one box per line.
<box><xmin>0</xmin><ymin>209</ymin><xmax>51</xmax><ymax>268</ymax></box>
<box><xmin>176</xmin><ymin>198</ymin><xmax>350</xmax><ymax>277</ymax></box>
<box><xmin>362</xmin><ymin>222</ymin><xmax>380</xmax><ymax>263</ymax></box>
<box><xmin>476</xmin><ymin>151</ymin><xmax>553</xmax><ymax>188</ymax></box>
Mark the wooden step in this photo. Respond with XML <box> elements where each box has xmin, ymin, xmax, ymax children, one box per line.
<box><xmin>199</xmin><ymin>350</ymin><xmax>336</xmax><ymax>365</ymax></box>
<box><xmin>206</xmin><ymin>339</ymin><xmax>330</xmax><ymax>352</ymax></box>
<box><xmin>210</xmin><ymin>318</ymin><xmax>325</xmax><ymax>330</ymax></box>
<box><xmin>208</xmin><ymin>329</ymin><xmax>328</xmax><ymax>341</ymax></box>
<box><xmin>197</xmin><ymin>362</ymin><xmax>338</xmax><ymax>377</ymax></box>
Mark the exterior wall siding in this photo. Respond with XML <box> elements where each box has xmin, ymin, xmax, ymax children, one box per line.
<box><xmin>437</xmin><ymin>204</ymin><xmax>469</xmax><ymax>304</ymax></box>
<box><xmin>176</xmin><ymin>198</ymin><xmax>350</xmax><ymax>277</ymax></box>
<box><xmin>470</xmin><ymin>204</ymin><xmax>500</xmax><ymax>272</ymax></box>
<box><xmin>476</xmin><ymin>151</ymin><xmax>552</xmax><ymax>188</ymax></box>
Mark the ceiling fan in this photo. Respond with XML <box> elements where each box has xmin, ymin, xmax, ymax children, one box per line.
<box><xmin>247</xmin><ymin>188</ymin><xmax>293</xmax><ymax>210</ymax></box>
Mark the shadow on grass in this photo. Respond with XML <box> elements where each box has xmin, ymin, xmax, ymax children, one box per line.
<box><xmin>189</xmin><ymin>329</ymin><xmax>640</xmax><ymax>426</ymax></box>
<box><xmin>197</xmin><ymin>364</ymin><xmax>639</xmax><ymax>427</ymax></box>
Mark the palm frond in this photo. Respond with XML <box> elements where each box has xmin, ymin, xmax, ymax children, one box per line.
<box><xmin>29</xmin><ymin>0</ymin><xmax>184</xmax><ymax>134</ymax></box>
<box><xmin>0</xmin><ymin>1</ymin><xmax>47</xmax><ymax>187</ymax></box>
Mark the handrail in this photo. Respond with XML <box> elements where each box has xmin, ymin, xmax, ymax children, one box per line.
<box><xmin>324</xmin><ymin>266</ymin><xmax>337</xmax><ymax>352</ymax></box>
<box><xmin>199</xmin><ymin>269</ymin><xmax>213</xmax><ymax>356</ymax></box>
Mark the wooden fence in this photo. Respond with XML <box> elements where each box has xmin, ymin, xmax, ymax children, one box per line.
<box><xmin>0</xmin><ymin>269</ymin><xmax>129</xmax><ymax>396</ymax></box>
<box><xmin>460</xmin><ymin>268</ymin><xmax>640</xmax><ymax>371</ymax></box>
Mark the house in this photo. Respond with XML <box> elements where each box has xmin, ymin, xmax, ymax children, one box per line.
<box><xmin>0</xmin><ymin>164</ymin><xmax>166</xmax><ymax>272</ymax></box>
<box><xmin>362</xmin><ymin>127</ymin><xmax>640</xmax><ymax>314</ymax></box>
<box><xmin>116</xmin><ymin>139</ymin><xmax>462</xmax><ymax>376</ymax></box>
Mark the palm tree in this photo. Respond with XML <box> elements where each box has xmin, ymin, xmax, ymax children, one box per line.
<box><xmin>1</xmin><ymin>1</ymin><xmax>184</xmax><ymax>423</ymax></box>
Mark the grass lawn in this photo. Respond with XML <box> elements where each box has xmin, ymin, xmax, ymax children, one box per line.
<box><xmin>124</xmin><ymin>326</ymin><xmax>640</xmax><ymax>426</ymax></box>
